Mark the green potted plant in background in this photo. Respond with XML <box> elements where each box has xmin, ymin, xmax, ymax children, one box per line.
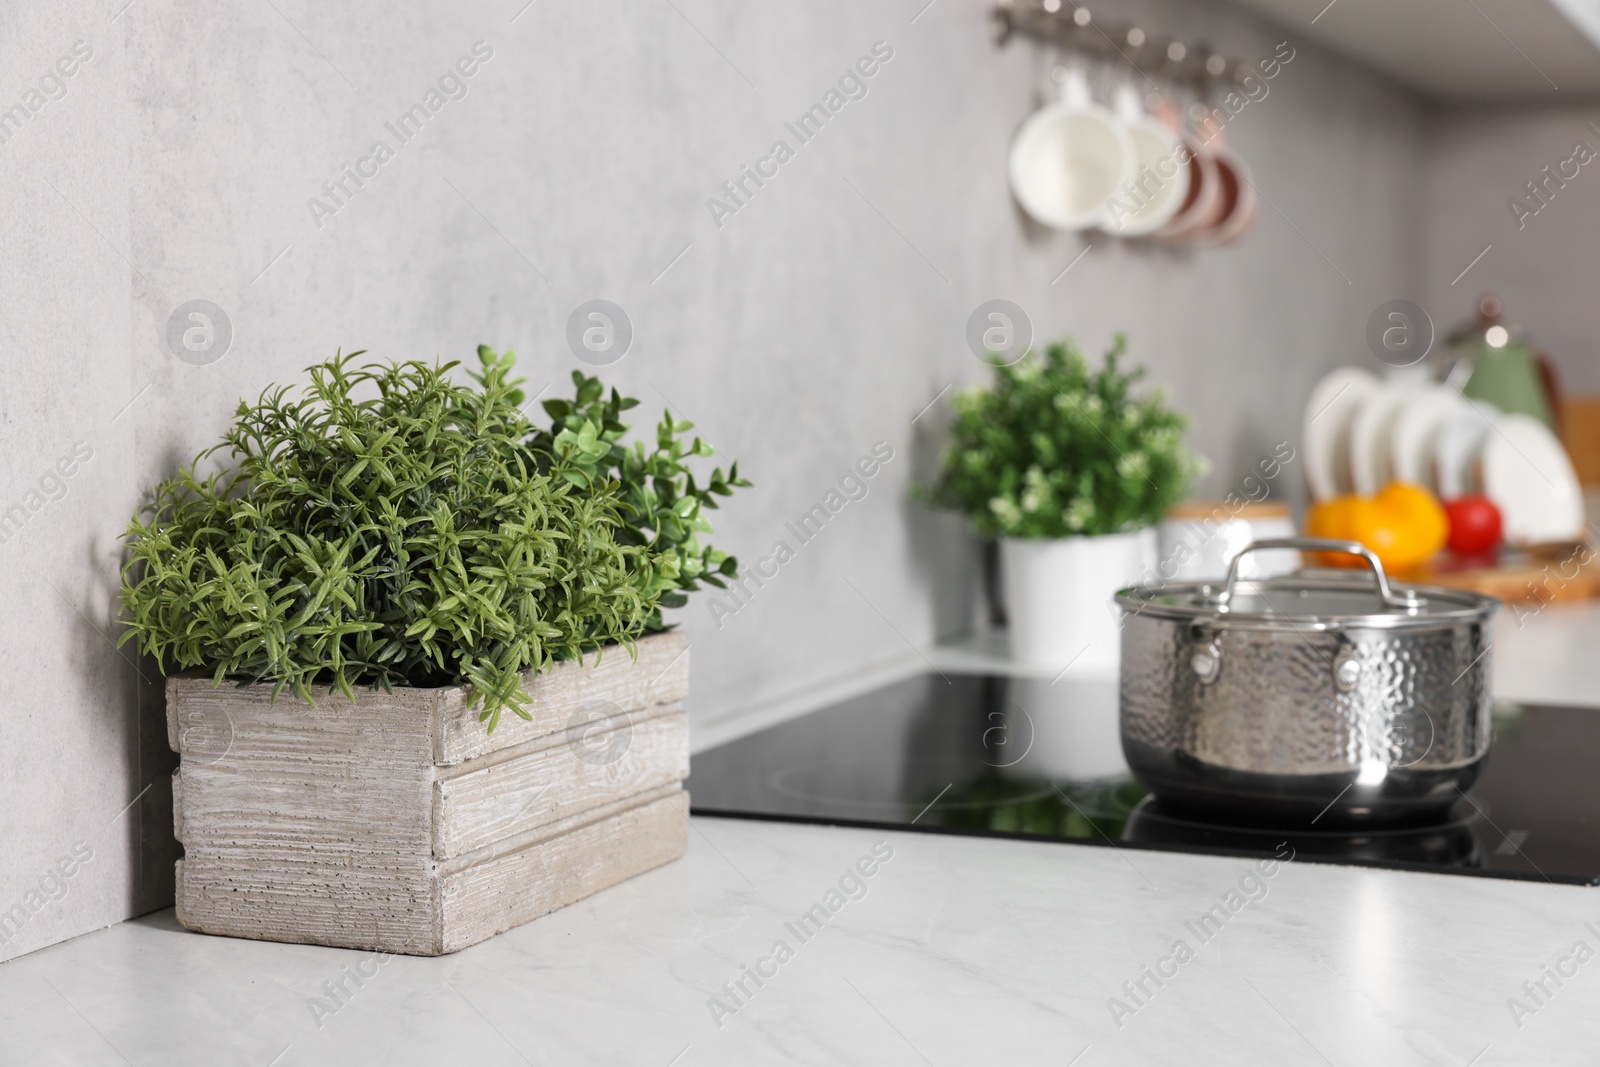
<box><xmin>923</xmin><ymin>336</ymin><xmax>1205</xmax><ymax>671</ymax></box>
<box><xmin>119</xmin><ymin>347</ymin><xmax>748</xmax><ymax>955</ymax></box>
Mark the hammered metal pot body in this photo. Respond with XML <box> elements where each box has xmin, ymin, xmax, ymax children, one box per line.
<box><xmin>1117</xmin><ymin>565</ymin><xmax>1498</xmax><ymax>826</ymax></box>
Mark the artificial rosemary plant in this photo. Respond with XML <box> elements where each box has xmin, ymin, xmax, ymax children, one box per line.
<box><xmin>119</xmin><ymin>348</ymin><xmax>747</xmax><ymax>731</ymax></box>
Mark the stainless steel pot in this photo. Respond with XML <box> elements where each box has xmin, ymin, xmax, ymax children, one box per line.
<box><xmin>1115</xmin><ymin>537</ymin><xmax>1500</xmax><ymax>826</ymax></box>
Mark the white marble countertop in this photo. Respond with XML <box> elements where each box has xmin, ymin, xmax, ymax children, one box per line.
<box><xmin>7</xmin><ymin>605</ymin><xmax>1600</xmax><ymax>1065</ymax></box>
<box><xmin>3</xmin><ymin>816</ymin><xmax>1599</xmax><ymax>1066</ymax></box>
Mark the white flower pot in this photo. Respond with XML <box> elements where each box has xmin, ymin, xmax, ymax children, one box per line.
<box><xmin>1000</xmin><ymin>529</ymin><xmax>1156</xmax><ymax>668</ymax></box>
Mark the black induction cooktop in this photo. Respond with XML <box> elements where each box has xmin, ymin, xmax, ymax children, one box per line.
<box><xmin>688</xmin><ymin>672</ymin><xmax>1600</xmax><ymax>885</ymax></box>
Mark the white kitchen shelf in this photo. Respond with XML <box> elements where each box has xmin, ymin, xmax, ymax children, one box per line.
<box><xmin>930</xmin><ymin>629</ymin><xmax>1119</xmax><ymax>682</ymax></box>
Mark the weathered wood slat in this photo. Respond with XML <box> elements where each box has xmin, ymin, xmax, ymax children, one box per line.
<box><xmin>433</xmin><ymin>699</ymin><xmax>680</xmax><ymax>779</ymax></box>
<box><xmin>439</xmin><ymin>790</ymin><xmax>688</xmax><ymax>955</ymax></box>
<box><xmin>164</xmin><ymin>631</ymin><xmax>688</xmax><ymax>768</ymax></box>
<box><xmin>434</xmin><ymin>631</ymin><xmax>690</xmax><ymax>765</ymax></box>
<box><xmin>177</xmin><ymin>790</ymin><xmax>687</xmax><ymax>955</ymax></box>
<box><xmin>435</xmin><ymin>787</ymin><xmax>677</xmax><ymax>876</ymax></box>
<box><xmin>434</xmin><ymin>708</ymin><xmax>688</xmax><ymax>861</ymax></box>
<box><xmin>171</xmin><ymin>684</ymin><xmax>435</xmax><ymax>853</ymax></box>
<box><xmin>175</xmin><ymin>852</ymin><xmax>439</xmax><ymax>953</ymax></box>
<box><xmin>166</xmin><ymin>675</ymin><xmax>440</xmax><ymax>766</ymax></box>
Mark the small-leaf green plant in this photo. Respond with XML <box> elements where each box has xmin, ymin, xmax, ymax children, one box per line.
<box><xmin>483</xmin><ymin>345</ymin><xmax>752</xmax><ymax>631</ymax></box>
<box><xmin>922</xmin><ymin>337</ymin><xmax>1206</xmax><ymax>539</ymax></box>
<box><xmin>120</xmin><ymin>349</ymin><xmax>747</xmax><ymax>731</ymax></box>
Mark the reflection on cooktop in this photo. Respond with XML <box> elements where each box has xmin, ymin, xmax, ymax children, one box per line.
<box><xmin>1123</xmin><ymin>797</ymin><xmax>1484</xmax><ymax>869</ymax></box>
<box><xmin>767</xmin><ymin>761</ymin><xmax>1058</xmax><ymax>815</ymax></box>
<box><xmin>689</xmin><ymin>672</ymin><xmax>1600</xmax><ymax>884</ymax></box>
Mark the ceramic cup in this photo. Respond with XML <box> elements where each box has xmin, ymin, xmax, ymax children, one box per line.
<box><xmin>1197</xmin><ymin>150</ymin><xmax>1258</xmax><ymax>245</ymax></box>
<box><xmin>1152</xmin><ymin>98</ymin><xmax>1222</xmax><ymax>241</ymax></box>
<box><xmin>1188</xmin><ymin>115</ymin><xmax>1258</xmax><ymax>246</ymax></box>
<box><xmin>1103</xmin><ymin>85</ymin><xmax>1191</xmax><ymax>237</ymax></box>
<box><xmin>1009</xmin><ymin>67</ymin><xmax>1134</xmax><ymax>231</ymax></box>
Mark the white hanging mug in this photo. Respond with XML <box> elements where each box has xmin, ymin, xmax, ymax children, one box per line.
<box><xmin>1008</xmin><ymin>66</ymin><xmax>1134</xmax><ymax>231</ymax></box>
<box><xmin>1102</xmin><ymin>84</ymin><xmax>1191</xmax><ymax>237</ymax></box>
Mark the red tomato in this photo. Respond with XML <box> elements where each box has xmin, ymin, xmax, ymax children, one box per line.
<box><xmin>1443</xmin><ymin>496</ymin><xmax>1503</xmax><ymax>554</ymax></box>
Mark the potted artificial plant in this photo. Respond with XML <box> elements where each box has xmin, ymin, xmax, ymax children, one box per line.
<box><xmin>924</xmin><ymin>337</ymin><xmax>1204</xmax><ymax>669</ymax></box>
<box><xmin>119</xmin><ymin>348</ymin><xmax>748</xmax><ymax>955</ymax></box>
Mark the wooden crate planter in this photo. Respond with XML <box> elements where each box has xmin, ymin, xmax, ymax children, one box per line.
<box><xmin>167</xmin><ymin>632</ymin><xmax>690</xmax><ymax>956</ymax></box>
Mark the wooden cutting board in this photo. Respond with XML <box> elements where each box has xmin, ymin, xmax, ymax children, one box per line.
<box><xmin>1405</xmin><ymin>543</ymin><xmax>1600</xmax><ymax>604</ymax></box>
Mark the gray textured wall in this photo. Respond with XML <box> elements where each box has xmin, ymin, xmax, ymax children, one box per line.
<box><xmin>1421</xmin><ymin>105</ymin><xmax>1600</xmax><ymax>393</ymax></box>
<box><xmin>0</xmin><ymin>0</ymin><xmax>1424</xmax><ymax>961</ymax></box>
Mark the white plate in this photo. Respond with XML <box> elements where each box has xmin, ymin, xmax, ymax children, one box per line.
<box><xmin>1348</xmin><ymin>383</ymin><xmax>1414</xmax><ymax>496</ymax></box>
<box><xmin>1302</xmin><ymin>368</ymin><xmax>1376</xmax><ymax>501</ymax></box>
<box><xmin>1389</xmin><ymin>386</ymin><xmax>1469</xmax><ymax>492</ymax></box>
<box><xmin>1434</xmin><ymin>400</ymin><xmax>1501</xmax><ymax>499</ymax></box>
<box><xmin>1482</xmin><ymin>413</ymin><xmax>1586</xmax><ymax>544</ymax></box>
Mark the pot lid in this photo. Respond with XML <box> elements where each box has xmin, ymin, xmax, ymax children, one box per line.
<box><xmin>1116</xmin><ymin>537</ymin><xmax>1501</xmax><ymax>630</ymax></box>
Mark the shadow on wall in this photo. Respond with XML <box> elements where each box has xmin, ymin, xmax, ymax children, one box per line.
<box><xmin>4</xmin><ymin>546</ymin><xmax>178</xmax><ymax>947</ymax></box>
<box><xmin>133</xmin><ymin>652</ymin><xmax>179</xmax><ymax>918</ymax></box>
<box><xmin>76</xmin><ymin>510</ymin><xmax>180</xmax><ymax>921</ymax></box>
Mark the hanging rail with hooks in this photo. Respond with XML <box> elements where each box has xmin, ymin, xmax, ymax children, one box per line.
<box><xmin>989</xmin><ymin>0</ymin><xmax>1261</xmax><ymax>91</ymax></box>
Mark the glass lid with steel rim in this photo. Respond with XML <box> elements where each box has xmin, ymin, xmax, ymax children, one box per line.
<box><xmin>1116</xmin><ymin>537</ymin><xmax>1500</xmax><ymax>629</ymax></box>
